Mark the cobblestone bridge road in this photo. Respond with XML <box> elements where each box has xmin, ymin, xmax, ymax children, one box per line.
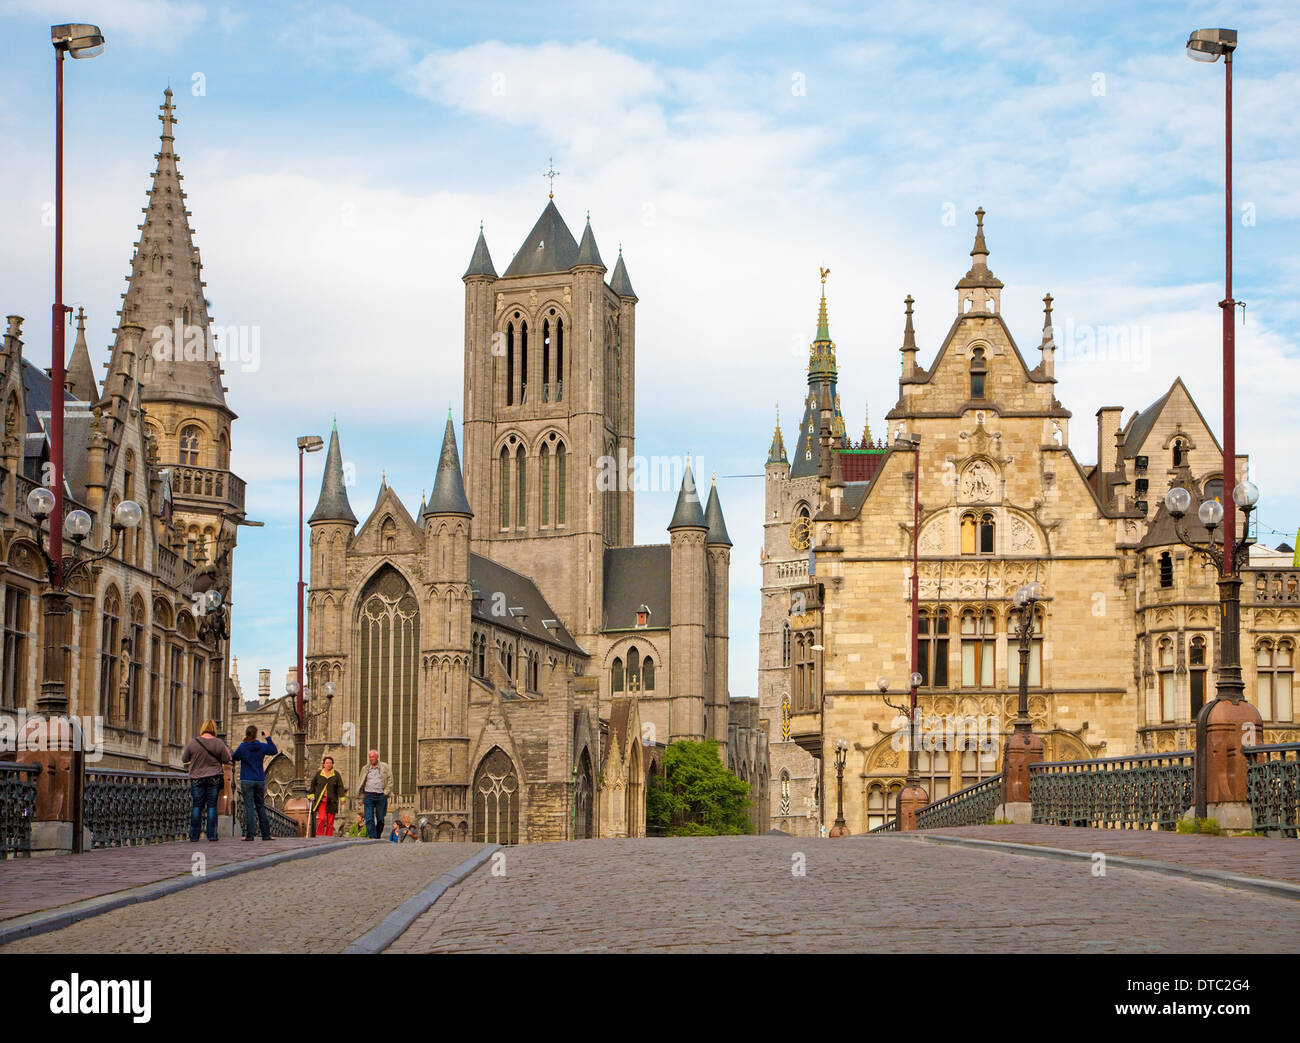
<box><xmin>389</xmin><ymin>835</ymin><xmax>1300</xmax><ymax>954</ymax></box>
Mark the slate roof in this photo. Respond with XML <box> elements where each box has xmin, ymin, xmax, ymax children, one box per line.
<box><xmin>470</xmin><ymin>553</ymin><xmax>585</xmax><ymax>654</ymax></box>
<box><xmin>463</xmin><ymin>227</ymin><xmax>497</xmax><ymax>279</ymax></box>
<box><xmin>502</xmin><ymin>201</ymin><xmax>581</xmax><ymax>277</ymax></box>
<box><xmin>424</xmin><ymin>416</ymin><xmax>473</xmax><ymax>517</ymax></box>
<box><xmin>609</xmin><ymin>252</ymin><xmax>636</xmax><ymax>299</ymax></box>
<box><xmin>602</xmin><ymin>545</ymin><xmax>671</xmax><ymax>631</ymax></box>
<box><xmin>575</xmin><ymin>219</ymin><xmax>604</xmax><ymax>268</ymax></box>
<box><xmin>309</xmin><ymin>426</ymin><xmax>357</xmax><ymax>525</ymax></box>
<box><xmin>668</xmin><ymin>462</ymin><xmax>707</xmax><ymax>530</ymax></box>
<box><xmin>704</xmin><ymin>482</ymin><xmax>732</xmax><ymax>546</ymax></box>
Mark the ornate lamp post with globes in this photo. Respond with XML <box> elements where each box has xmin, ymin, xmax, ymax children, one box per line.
<box><xmin>998</xmin><ymin>581</ymin><xmax>1045</xmax><ymax>823</ymax></box>
<box><xmin>828</xmin><ymin>738</ymin><xmax>850</xmax><ymax>836</ymax></box>
<box><xmin>1163</xmin><ymin>480</ymin><xmax>1262</xmax><ymax>825</ymax></box>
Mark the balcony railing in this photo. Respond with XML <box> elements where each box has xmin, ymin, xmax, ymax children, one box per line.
<box><xmin>170</xmin><ymin>465</ymin><xmax>245</xmax><ymax>513</ymax></box>
<box><xmin>1246</xmin><ymin>742</ymin><xmax>1300</xmax><ymax>838</ymax></box>
<box><xmin>1250</xmin><ymin>569</ymin><xmax>1299</xmax><ymax>603</ymax></box>
<box><xmin>915</xmin><ymin>774</ymin><xmax>1003</xmax><ymax>829</ymax></box>
<box><xmin>1030</xmin><ymin>752</ymin><xmax>1193</xmax><ymax>831</ymax></box>
<box><xmin>83</xmin><ymin>767</ymin><xmax>191</xmax><ymax>847</ymax></box>
<box><xmin>0</xmin><ymin>761</ymin><xmax>40</xmax><ymax>858</ymax></box>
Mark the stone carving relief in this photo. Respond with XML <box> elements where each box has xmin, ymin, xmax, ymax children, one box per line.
<box><xmin>959</xmin><ymin>459</ymin><xmax>997</xmax><ymax>503</ymax></box>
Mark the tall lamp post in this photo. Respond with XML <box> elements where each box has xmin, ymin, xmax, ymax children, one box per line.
<box><xmin>1164</xmin><ymin>481</ymin><xmax>1262</xmax><ymax>822</ymax></box>
<box><xmin>999</xmin><ymin>581</ymin><xmax>1046</xmax><ymax>822</ymax></box>
<box><xmin>294</xmin><ymin>435</ymin><xmax>324</xmax><ymax>748</ymax></box>
<box><xmin>48</xmin><ymin>24</ymin><xmax>105</xmax><ymax>588</ymax></box>
<box><xmin>896</xmin><ymin>434</ymin><xmax>928</xmax><ymax>830</ymax></box>
<box><xmin>829</xmin><ymin>738</ymin><xmax>849</xmax><ymax>836</ymax></box>
<box><xmin>290</xmin><ymin>680</ymin><xmax>335</xmax><ymax>834</ymax></box>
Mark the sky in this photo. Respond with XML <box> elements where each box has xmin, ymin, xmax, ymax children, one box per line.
<box><xmin>1</xmin><ymin>0</ymin><xmax>1297</xmax><ymax>702</ymax></box>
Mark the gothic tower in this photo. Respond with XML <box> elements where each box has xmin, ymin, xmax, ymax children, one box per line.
<box><xmin>668</xmin><ymin>460</ymin><xmax>707</xmax><ymax>742</ymax></box>
<box><xmin>460</xmin><ymin>201</ymin><xmax>636</xmax><ymax>643</ymax></box>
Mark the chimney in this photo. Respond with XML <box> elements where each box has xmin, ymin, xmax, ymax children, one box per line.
<box><xmin>1096</xmin><ymin>407</ymin><xmax>1123</xmax><ymax>476</ymax></box>
<box><xmin>258</xmin><ymin>668</ymin><xmax>270</xmax><ymax>703</ymax></box>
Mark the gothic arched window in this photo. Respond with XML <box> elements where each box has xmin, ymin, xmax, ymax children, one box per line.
<box><xmin>515</xmin><ymin>444</ymin><xmax>526</xmax><ymax>528</ymax></box>
<box><xmin>505</xmin><ymin>322</ymin><xmax>515</xmax><ymax>406</ymax></box>
<box><xmin>555</xmin><ymin>443</ymin><xmax>567</xmax><ymax>526</ymax></box>
<box><xmin>542</xmin><ymin>319</ymin><xmax>551</xmax><ymax>401</ymax></box>
<box><xmin>473</xmin><ymin>747</ymin><xmax>519</xmax><ymax>845</ymax></box>
<box><xmin>611</xmin><ymin>657</ymin><xmax>624</xmax><ymax>693</ymax></box>
<box><xmin>979</xmin><ymin>512</ymin><xmax>995</xmax><ymax>554</ymax></box>
<box><xmin>180</xmin><ymin>426</ymin><xmax>200</xmax><ymax>466</ymax></box>
<box><xmin>99</xmin><ymin>588</ymin><xmax>122</xmax><ymax>721</ymax></box>
<box><xmin>539</xmin><ymin>443</ymin><xmax>551</xmax><ymax>526</ymax></box>
<box><xmin>626</xmin><ymin>646</ymin><xmax>640</xmax><ymax>692</ymax></box>
<box><xmin>519</xmin><ymin>321</ymin><xmax>529</xmax><ymax>403</ymax></box>
<box><xmin>555</xmin><ymin>318</ymin><xmax>564</xmax><ymax>401</ymax></box>
<box><xmin>499</xmin><ymin>446</ymin><xmax>510</xmax><ymax>530</ymax></box>
<box><xmin>642</xmin><ymin>656</ymin><xmax>655</xmax><ymax>692</ymax></box>
<box><xmin>358</xmin><ymin>566</ymin><xmax>420</xmax><ymax>796</ymax></box>
<box><xmin>970</xmin><ymin>347</ymin><xmax>987</xmax><ymax>399</ymax></box>
<box><xmin>961</xmin><ymin>513</ymin><xmax>977</xmax><ymax>555</ymax></box>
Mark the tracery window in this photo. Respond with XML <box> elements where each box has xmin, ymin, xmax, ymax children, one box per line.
<box><xmin>358</xmin><ymin>567</ymin><xmax>420</xmax><ymax>795</ymax></box>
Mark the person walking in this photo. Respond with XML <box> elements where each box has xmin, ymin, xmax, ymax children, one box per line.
<box><xmin>359</xmin><ymin>749</ymin><xmax>394</xmax><ymax>838</ymax></box>
<box><xmin>308</xmin><ymin>756</ymin><xmax>346</xmax><ymax>837</ymax></box>
<box><xmin>231</xmin><ymin>725</ymin><xmax>278</xmax><ymax>841</ymax></box>
<box><xmin>181</xmin><ymin>719</ymin><xmax>232</xmax><ymax>843</ymax></box>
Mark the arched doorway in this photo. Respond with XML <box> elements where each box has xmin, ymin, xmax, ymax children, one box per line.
<box><xmin>472</xmin><ymin>747</ymin><xmax>519</xmax><ymax>845</ymax></box>
<box><xmin>574</xmin><ymin>748</ymin><xmax>593</xmax><ymax>839</ymax></box>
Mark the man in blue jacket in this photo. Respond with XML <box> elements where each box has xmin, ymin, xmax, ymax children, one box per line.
<box><xmin>231</xmin><ymin>725</ymin><xmax>279</xmax><ymax>840</ymax></box>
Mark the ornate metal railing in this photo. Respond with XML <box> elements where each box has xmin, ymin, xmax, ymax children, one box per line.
<box><xmin>231</xmin><ymin>786</ymin><xmax>301</xmax><ymax>838</ymax></box>
<box><xmin>868</xmin><ymin>819</ymin><xmax>898</xmax><ymax>833</ymax></box>
<box><xmin>83</xmin><ymin>768</ymin><xmax>191</xmax><ymax>847</ymax></box>
<box><xmin>0</xmin><ymin>761</ymin><xmax>40</xmax><ymax>858</ymax></box>
<box><xmin>915</xmin><ymin>774</ymin><xmax>1004</xmax><ymax>829</ymax></box>
<box><xmin>1030</xmin><ymin>752</ymin><xmax>1193</xmax><ymax>831</ymax></box>
<box><xmin>1245</xmin><ymin>743</ymin><xmax>1300</xmax><ymax>838</ymax></box>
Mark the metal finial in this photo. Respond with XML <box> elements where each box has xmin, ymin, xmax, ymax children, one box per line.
<box><xmin>544</xmin><ymin>157</ymin><xmax>560</xmax><ymax>199</ymax></box>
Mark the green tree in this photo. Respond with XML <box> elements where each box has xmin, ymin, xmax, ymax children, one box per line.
<box><xmin>646</xmin><ymin>739</ymin><xmax>752</xmax><ymax>836</ymax></box>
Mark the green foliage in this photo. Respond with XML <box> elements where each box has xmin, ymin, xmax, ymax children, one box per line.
<box><xmin>646</xmin><ymin>740</ymin><xmax>752</xmax><ymax>836</ymax></box>
<box><xmin>1176</xmin><ymin>816</ymin><xmax>1222</xmax><ymax>835</ymax></box>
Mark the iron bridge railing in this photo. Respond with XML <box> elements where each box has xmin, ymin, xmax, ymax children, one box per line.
<box><xmin>915</xmin><ymin>773</ymin><xmax>1004</xmax><ymax>829</ymax></box>
<box><xmin>1245</xmin><ymin>743</ymin><xmax>1300</xmax><ymax>838</ymax></box>
<box><xmin>83</xmin><ymin>767</ymin><xmax>192</xmax><ymax>847</ymax></box>
<box><xmin>1</xmin><ymin>761</ymin><xmax>41</xmax><ymax>858</ymax></box>
<box><xmin>231</xmin><ymin>786</ymin><xmax>301</xmax><ymax>838</ymax></box>
<box><xmin>868</xmin><ymin>818</ymin><xmax>898</xmax><ymax>833</ymax></box>
<box><xmin>1029</xmin><ymin>751</ymin><xmax>1193</xmax><ymax>831</ymax></box>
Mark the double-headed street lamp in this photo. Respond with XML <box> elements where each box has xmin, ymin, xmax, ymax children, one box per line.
<box><xmin>295</xmin><ymin>435</ymin><xmax>324</xmax><ymax>743</ymax></box>
<box><xmin>829</xmin><ymin>738</ymin><xmax>849</xmax><ymax>836</ymax></box>
<box><xmin>1000</xmin><ymin>581</ymin><xmax>1046</xmax><ymax>815</ymax></box>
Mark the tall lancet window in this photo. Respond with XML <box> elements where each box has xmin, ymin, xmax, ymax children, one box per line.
<box><xmin>542</xmin><ymin>319</ymin><xmax>551</xmax><ymax>402</ymax></box>
<box><xmin>519</xmin><ymin>322</ymin><xmax>528</xmax><ymax>403</ymax></box>
<box><xmin>515</xmin><ymin>444</ymin><xmax>526</xmax><ymax>528</ymax></box>
<box><xmin>556</xmin><ymin>443</ymin><xmax>567</xmax><ymax>526</ymax></box>
<box><xmin>499</xmin><ymin>446</ymin><xmax>510</xmax><ymax>530</ymax></box>
<box><xmin>539</xmin><ymin>444</ymin><xmax>551</xmax><ymax>526</ymax></box>
<box><xmin>970</xmin><ymin>347</ymin><xmax>987</xmax><ymax>399</ymax></box>
<box><xmin>358</xmin><ymin>566</ymin><xmax>420</xmax><ymax>797</ymax></box>
<box><xmin>505</xmin><ymin>322</ymin><xmax>515</xmax><ymax>406</ymax></box>
<box><xmin>556</xmin><ymin>318</ymin><xmax>564</xmax><ymax>401</ymax></box>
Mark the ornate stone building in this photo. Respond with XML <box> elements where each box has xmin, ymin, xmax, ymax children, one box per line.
<box><xmin>762</xmin><ymin>210</ymin><xmax>1297</xmax><ymax>833</ymax></box>
<box><xmin>0</xmin><ymin>89</ymin><xmax>243</xmax><ymax>770</ymax></box>
<box><xmin>300</xmin><ymin>200</ymin><xmax>748</xmax><ymax>842</ymax></box>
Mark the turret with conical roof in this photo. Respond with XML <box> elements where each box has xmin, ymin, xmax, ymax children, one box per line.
<box><xmin>704</xmin><ymin>476</ymin><xmax>732</xmax><ymax>755</ymax></box>
<box><xmin>768</xmin><ymin>408</ymin><xmax>788</xmax><ymax>466</ymax></box>
<box><xmin>704</xmin><ymin>478</ymin><xmax>732</xmax><ymax>547</ymax></box>
<box><xmin>66</xmin><ymin>307</ymin><xmax>99</xmax><ymax>406</ymax></box>
<box><xmin>463</xmin><ymin>223</ymin><xmax>496</xmax><ymax>279</ymax></box>
<box><xmin>425</xmin><ymin>413</ymin><xmax>473</xmax><ymax>518</ymax></box>
<box><xmin>310</xmin><ymin>423</ymin><xmax>357</xmax><ymax>525</ymax></box>
<box><xmin>669</xmin><ymin>457</ymin><xmax>708</xmax><ymax>742</ymax></box>
<box><xmin>609</xmin><ymin>247</ymin><xmax>637</xmax><ymax>299</ymax></box>
<box><xmin>668</xmin><ymin>459</ymin><xmax>707</xmax><ymax>531</ymax></box>
<box><xmin>575</xmin><ymin>214</ymin><xmax>604</xmax><ymax>269</ymax></box>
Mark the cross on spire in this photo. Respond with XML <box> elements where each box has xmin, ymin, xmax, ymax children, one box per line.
<box><xmin>544</xmin><ymin>156</ymin><xmax>560</xmax><ymax>199</ymax></box>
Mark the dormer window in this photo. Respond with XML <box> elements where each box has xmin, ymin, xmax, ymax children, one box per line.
<box><xmin>970</xmin><ymin>347</ymin><xmax>987</xmax><ymax>399</ymax></box>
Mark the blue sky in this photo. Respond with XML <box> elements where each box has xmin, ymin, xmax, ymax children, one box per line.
<box><xmin>1</xmin><ymin>0</ymin><xmax>1297</xmax><ymax>700</ymax></box>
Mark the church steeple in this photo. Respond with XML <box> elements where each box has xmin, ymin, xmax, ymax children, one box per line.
<box><xmin>808</xmin><ymin>267</ymin><xmax>836</xmax><ymax>383</ymax></box>
<box><xmin>955</xmin><ymin>207</ymin><xmax>1004</xmax><ymax>315</ymax></box>
<box><xmin>790</xmin><ymin>269</ymin><xmax>845</xmax><ymax>478</ymax></box>
<box><xmin>309</xmin><ymin>422</ymin><xmax>357</xmax><ymax>525</ymax></box>
<box><xmin>115</xmin><ymin>88</ymin><xmax>228</xmax><ymax>414</ymax></box>
<box><xmin>767</xmin><ymin>407</ymin><xmax>787</xmax><ymax>464</ymax></box>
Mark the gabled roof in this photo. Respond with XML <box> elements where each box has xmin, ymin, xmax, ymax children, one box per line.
<box><xmin>1120</xmin><ymin>377</ymin><xmax>1221</xmax><ymax>459</ymax></box>
<box><xmin>602</xmin><ymin>545</ymin><xmax>671</xmax><ymax>630</ymax></box>
<box><xmin>502</xmin><ymin>200</ymin><xmax>581</xmax><ymax>277</ymax></box>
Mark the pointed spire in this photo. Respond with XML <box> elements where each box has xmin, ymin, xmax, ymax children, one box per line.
<box><xmin>816</xmin><ymin>266</ymin><xmax>831</xmax><ymax>342</ymax></box>
<box><xmin>609</xmin><ymin>245</ymin><xmax>637</xmax><ymax>299</ymax></box>
<box><xmin>667</xmin><ymin>458</ymin><xmax>706</xmax><ymax>531</ymax></box>
<box><xmin>575</xmin><ymin>214</ymin><xmax>604</xmax><ymax>268</ymax></box>
<box><xmin>704</xmin><ymin>478</ymin><xmax>732</xmax><ymax>546</ymax></box>
<box><xmin>768</xmin><ymin>405</ymin><xmax>787</xmax><ymax>464</ymax></box>
<box><xmin>463</xmin><ymin>222</ymin><xmax>497</xmax><ymax>279</ymax></box>
<box><xmin>970</xmin><ymin>206</ymin><xmax>988</xmax><ymax>258</ymax></box>
<box><xmin>1041</xmin><ymin>292</ymin><xmax>1055</xmax><ymax>347</ymax></box>
<box><xmin>66</xmin><ymin>306</ymin><xmax>99</xmax><ymax>405</ymax></box>
<box><xmin>309</xmin><ymin>424</ymin><xmax>357</xmax><ymax>525</ymax></box>
<box><xmin>117</xmin><ymin>87</ymin><xmax>228</xmax><ymax>414</ymax></box>
<box><xmin>425</xmin><ymin>415</ymin><xmax>473</xmax><ymax>518</ymax></box>
<box><xmin>808</xmin><ymin>268</ymin><xmax>837</xmax><ymax>383</ymax></box>
<box><xmin>861</xmin><ymin>400</ymin><xmax>872</xmax><ymax>447</ymax></box>
<box><xmin>503</xmin><ymin>200</ymin><xmax>580</xmax><ymax>277</ymax></box>
<box><xmin>955</xmin><ymin>207</ymin><xmax>1003</xmax><ymax>306</ymax></box>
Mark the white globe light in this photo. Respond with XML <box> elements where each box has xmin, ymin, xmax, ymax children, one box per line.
<box><xmin>286</xmin><ymin>680</ymin><xmax>300</xmax><ymax>696</ymax></box>
<box><xmin>26</xmin><ymin>487</ymin><xmax>55</xmax><ymax>517</ymax></box>
<box><xmin>302</xmin><ymin>687</ymin><xmax>312</xmax><ymax>704</ymax></box>
<box><xmin>1013</xmin><ymin>586</ymin><xmax>1029</xmax><ymax>609</ymax></box>
<box><xmin>1232</xmin><ymin>481</ymin><xmax>1259</xmax><ymax>508</ymax></box>
<box><xmin>909</xmin><ymin>671</ymin><xmax>923</xmax><ymax>688</ymax></box>
<box><xmin>876</xmin><ymin>676</ymin><xmax>889</xmax><ymax>693</ymax></box>
<box><xmin>323</xmin><ymin>681</ymin><xmax>337</xmax><ymax>698</ymax></box>
<box><xmin>1198</xmin><ymin>499</ymin><xmax>1224</xmax><ymax>528</ymax></box>
<box><xmin>65</xmin><ymin>510</ymin><xmax>93</xmax><ymax>538</ymax></box>
<box><xmin>114</xmin><ymin>499</ymin><xmax>143</xmax><ymax>529</ymax></box>
<box><xmin>204</xmin><ymin>589</ymin><xmax>222</xmax><ymax>611</ymax></box>
<box><xmin>1028</xmin><ymin>581</ymin><xmax>1044</xmax><ymax>603</ymax></box>
<box><xmin>1165</xmin><ymin>486</ymin><xmax>1193</xmax><ymax>518</ymax></box>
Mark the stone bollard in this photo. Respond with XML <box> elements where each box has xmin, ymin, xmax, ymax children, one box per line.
<box><xmin>997</xmin><ymin>728</ymin><xmax>1044</xmax><ymax>825</ymax></box>
<box><xmin>283</xmin><ymin>796</ymin><xmax>311</xmax><ymax>837</ymax></box>
<box><xmin>895</xmin><ymin>781</ymin><xmax>929</xmax><ymax>831</ymax></box>
<box><xmin>216</xmin><ymin>762</ymin><xmax>233</xmax><ymax>818</ymax></box>
<box><xmin>1203</xmin><ymin>698</ymin><xmax>1263</xmax><ymax>831</ymax></box>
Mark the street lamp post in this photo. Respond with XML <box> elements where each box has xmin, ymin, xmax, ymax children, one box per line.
<box><xmin>895</xmin><ymin>433</ymin><xmax>929</xmax><ymax>830</ymax></box>
<box><xmin>1164</xmin><ymin>481</ymin><xmax>1262</xmax><ymax>823</ymax></box>
<box><xmin>294</xmin><ymin>435</ymin><xmax>324</xmax><ymax>742</ymax></box>
<box><xmin>998</xmin><ymin>582</ymin><xmax>1045</xmax><ymax>821</ymax></box>
<box><xmin>48</xmin><ymin>24</ymin><xmax>105</xmax><ymax>589</ymax></box>
<box><xmin>291</xmin><ymin>680</ymin><xmax>335</xmax><ymax>835</ymax></box>
<box><xmin>829</xmin><ymin>738</ymin><xmax>849</xmax><ymax>836</ymax></box>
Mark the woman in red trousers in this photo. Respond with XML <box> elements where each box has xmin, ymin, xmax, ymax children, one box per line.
<box><xmin>308</xmin><ymin>756</ymin><xmax>346</xmax><ymax>837</ymax></box>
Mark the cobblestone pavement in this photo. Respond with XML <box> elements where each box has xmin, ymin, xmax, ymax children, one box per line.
<box><xmin>0</xmin><ymin>836</ymin><xmax>346</xmax><ymax>921</ymax></box>
<box><xmin>0</xmin><ymin>843</ymin><xmax>480</xmax><ymax>953</ymax></box>
<box><xmin>388</xmin><ymin>836</ymin><xmax>1300</xmax><ymax>953</ymax></box>
<box><xmin>918</xmin><ymin>825</ymin><xmax>1300</xmax><ymax>884</ymax></box>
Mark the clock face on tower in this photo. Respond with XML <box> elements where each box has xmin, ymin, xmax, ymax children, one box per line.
<box><xmin>789</xmin><ymin>515</ymin><xmax>812</xmax><ymax>551</ymax></box>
